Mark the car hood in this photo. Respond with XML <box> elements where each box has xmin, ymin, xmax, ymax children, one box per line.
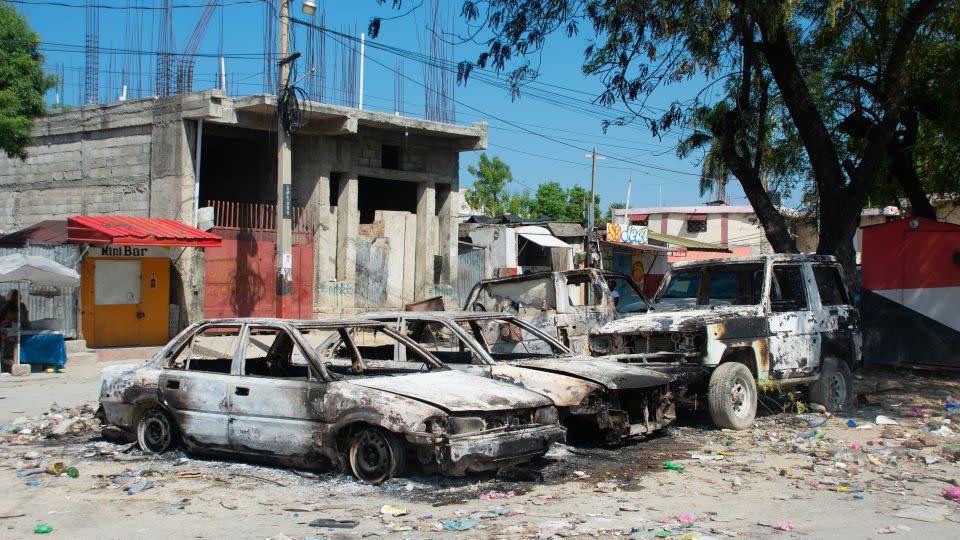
<box><xmin>347</xmin><ymin>370</ymin><xmax>552</xmax><ymax>413</ymax></box>
<box><xmin>595</xmin><ymin>306</ymin><xmax>762</xmax><ymax>334</ymax></box>
<box><xmin>514</xmin><ymin>357</ymin><xmax>672</xmax><ymax>389</ymax></box>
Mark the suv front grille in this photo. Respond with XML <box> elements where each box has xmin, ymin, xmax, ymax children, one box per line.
<box><xmin>628</xmin><ymin>334</ymin><xmax>678</xmax><ymax>354</ymax></box>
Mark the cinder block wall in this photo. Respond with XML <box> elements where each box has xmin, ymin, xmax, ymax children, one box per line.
<box><xmin>0</xmin><ymin>126</ymin><xmax>153</xmax><ymax>232</ymax></box>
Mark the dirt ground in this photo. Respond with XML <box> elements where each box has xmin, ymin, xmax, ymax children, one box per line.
<box><xmin>2</xmin><ymin>367</ymin><xmax>959</xmax><ymax>539</ymax></box>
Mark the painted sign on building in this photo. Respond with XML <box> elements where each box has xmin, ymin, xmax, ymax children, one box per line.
<box><xmin>606</xmin><ymin>223</ymin><xmax>648</xmax><ymax>245</ymax></box>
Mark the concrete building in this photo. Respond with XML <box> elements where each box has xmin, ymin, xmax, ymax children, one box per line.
<box><xmin>0</xmin><ymin>90</ymin><xmax>487</xmax><ymax>331</ymax></box>
<box><xmin>613</xmin><ymin>205</ymin><xmax>766</xmax><ymax>262</ymax></box>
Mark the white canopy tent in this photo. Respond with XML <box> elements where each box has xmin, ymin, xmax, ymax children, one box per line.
<box><xmin>0</xmin><ymin>254</ymin><xmax>80</xmax><ymax>374</ymax></box>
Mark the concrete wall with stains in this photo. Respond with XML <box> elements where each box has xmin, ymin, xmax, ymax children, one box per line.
<box><xmin>1</xmin><ymin>90</ymin><xmax>487</xmax><ymax>324</ymax></box>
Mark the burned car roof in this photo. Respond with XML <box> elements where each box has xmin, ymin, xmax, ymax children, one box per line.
<box><xmin>671</xmin><ymin>253</ymin><xmax>840</xmax><ymax>269</ymax></box>
<box><xmin>195</xmin><ymin>317</ymin><xmax>387</xmax><ymax>328</ymax></box>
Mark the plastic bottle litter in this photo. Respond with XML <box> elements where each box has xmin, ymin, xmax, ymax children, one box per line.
<box><xmin>663</xmin><ymin>461</ymin><xmax>685</xmax><ymax>471</ymax></box>
<box><xmin>34</xmin><ymin>525</ymin><xmax>53</xmax><ymax>534</ymax></box>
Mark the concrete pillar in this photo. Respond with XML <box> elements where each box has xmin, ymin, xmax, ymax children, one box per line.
<box><xmin>436</xmin><ymin>183</ymin><xmax>457</xmax><ymax>285</ymax></box>
<box><xmin>415</xmin><ymin>181</ymin><xmax>436</xmax><ymax>299</ymax></box>
<box><xmin>336</xmin><ymin>172</ymin><xmax>358</xmax><ymax>282</ymax></box>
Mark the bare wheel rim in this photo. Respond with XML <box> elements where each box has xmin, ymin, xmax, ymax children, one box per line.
<box><xmin>140</xmin><ymin>410</ymin><xmax>171</xmax><ymax>452</ymax></box>
<box><xmin>352</xmin><ymin>430</ymin><xmax>391</xmax><ymax>481</ymax></box>
<box><xmin>730</xmin><ymin>377</ymin><xmax>751</xmax><ymax>418</ymax></box>
<box><xmin>828</xmin><ymin>372</ymin><xmax>846</xmax><ymax>409</ymax></box>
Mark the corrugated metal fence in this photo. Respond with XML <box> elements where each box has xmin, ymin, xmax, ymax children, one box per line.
<box><xmin>0</xmin><ymin>245</ymin><xmax>80</xmax><ymax>338</ymax></box>
<box><xmin>457</xmin><ymin>244</ymin><xmax>486</xmax><ymax>308</ymax></box>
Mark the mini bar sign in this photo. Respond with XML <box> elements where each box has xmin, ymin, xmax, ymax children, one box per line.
<box><xmin>99</xmin><ymin>245</ymin><xmax>170</xmax><ymax>258</ymax></box>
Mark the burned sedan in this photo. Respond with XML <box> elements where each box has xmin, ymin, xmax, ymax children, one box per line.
<box><xmin>99</xmin><ymin>319</ymin><xmax>566</xmax><ymax>483</ymax></box>
<box><xmin>360</xmin><ymin>312</ymin><xmax>674</xmax><ymax>443</ymax></box>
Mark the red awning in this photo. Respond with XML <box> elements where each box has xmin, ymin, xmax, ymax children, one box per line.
<box><xmin>67</xmin><ymin>216</ymin><xmax>222</xmax><ymax>247</ymax></box>
<box><xmin>628</xmin><ymin>213</ymin><xmax>649</xmax><ymax>221</ymax></box>
<box><xmin>686</xmin><ymin>214</ymin><xmax>707</xmax><ymax>221</ymax></box>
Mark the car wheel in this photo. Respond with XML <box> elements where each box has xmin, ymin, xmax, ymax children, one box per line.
<box><xmin>707</xmin><ymin>362</ymin><xmax>757</xmax><ymax>430</ymax></box>
<box><xmin>136</xmin><ymin>406</ymin><xmax>178</xmax><ymax>454</ymax></box>
<box><xmin>347</xmin><ymin>427</ymin><xmax>405</xmax><ymax>484</ymax></box>
<box><xmin>809</xmin><ymin>357</ymin><xmax>853</xmax><ymax>412</ymax></box>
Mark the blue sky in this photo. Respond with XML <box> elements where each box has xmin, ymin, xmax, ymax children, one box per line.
<box><xmin>11</xmin><ymin>0</ymin><xmax>751</xmax><ymax>211</ymax></box>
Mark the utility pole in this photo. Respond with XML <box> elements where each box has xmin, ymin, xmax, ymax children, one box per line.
<box><xmin>624</xmin><ymin>173</ymin><xmax>632</xmax><ymax>225</ymax></box>
<box><xmin>275</xmin><ymin>0</ymin><xmax>293</xmax><ymax>317</ymax></box>
<box><xmin>584</xmin><ymin>148</ymin><xmax>605</xmax><ymax>268</ymax></box>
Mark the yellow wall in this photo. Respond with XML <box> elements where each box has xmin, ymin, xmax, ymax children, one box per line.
<box><xmin>81</xmin><ymin>257</ymin><xmax>170</xmax><ymax>347</ymax></box>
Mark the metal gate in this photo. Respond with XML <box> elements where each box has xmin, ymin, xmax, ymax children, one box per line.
<box><xmin>203</xmin><ymin>201</ymin><xmax>314</xmax><ymax>319</ymax></box>
<box><xmin>457</xmin><ymin>243</ymin><xmax>486</xmax><ymax>307</ymax></box>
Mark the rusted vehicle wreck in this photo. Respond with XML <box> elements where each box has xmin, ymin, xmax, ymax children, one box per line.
<box><xmin>464</xmin><ymin>268</ymin><xmax>648</xmax><ymax>354</ymax></box>
<box><xmin>591</xmin><ymin>254</ymin><xmax>862</xmax><ymax>429</ymax></box>
<box><xmin>360</xmin><ymin>312</ymin><xmax>674</xmax><ymax>443</ymax></box>
<box><xmin>99</xmin><ymin>318</ymin><xmax>566</xmax><ymax>483</ymax></box>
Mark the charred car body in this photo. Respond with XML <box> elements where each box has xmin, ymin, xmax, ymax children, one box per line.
<box><xmin>464</xmin><ymin>269</ymin><xmax>648</xmax><ymax>354</ymax></box>
<box><xmin>99</xmin><ymin>319</ymin><xmax>565</xmax><ymax>483</ymax></box>
<box><xmin>359</xmin><ymin>312</ymin><xmax>674</xmax><ymax>442</ymax></box>
<box><xmin>591</xmin><ymin>254</ymin><xmax>862</xmax><ymax>429</ymax></box>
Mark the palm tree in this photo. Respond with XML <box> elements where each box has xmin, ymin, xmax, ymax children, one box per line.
<box><xmin>677</xmin><ymin>104</ymin><xmax>731</xmax><ymax>203</ymax></box>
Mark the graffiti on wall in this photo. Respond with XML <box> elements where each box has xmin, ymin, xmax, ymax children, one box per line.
<box><xmin>606</xmin><ymin>223</ymin><xmax>649</xmax><ymax>245</ymax></box>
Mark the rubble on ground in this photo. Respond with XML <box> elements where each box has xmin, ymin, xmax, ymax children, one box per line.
<box><xmin>0</xmin><ymin>403</ymin><xmax>100</xmax><ymax>444</ymax></box>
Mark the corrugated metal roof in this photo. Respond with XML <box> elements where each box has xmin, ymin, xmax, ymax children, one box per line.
<box><xmin>67</xmin><ymin>216</ymin><xmax>222</xmax><ymax>247</ymax></box>
<box><xmin>648</xmin><ymin>231</ymin><xmax>730</xmax><ymax>252</ymax></box>
<box><xmin>0</xmin><ymin>220</ymin><xmax>69</xmax><ymax>247</ymax></box>
<box><xmin>547</xmin><ymin>222</ymin><xmax>586</xmax><ymax>237</ymax></box>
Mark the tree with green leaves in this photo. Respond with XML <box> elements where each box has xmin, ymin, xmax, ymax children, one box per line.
<box><xmin>464</xmin><ymin>153</ymin><xmax>516</xmax><ymax>217</ymax></box>
<box><xmin>0</xmin><ymin>2</ymin><xmax>56</xmax><ymax>160</ymax></box>
<box><xmin>373</xmin><ymin>0</ymin><xmax>959</xmax><ymax>281</ymax></box>
<box><xmin>528</xmin><ymin>181</ymin><xmax>601</xmax><ymax>222</ymax></box>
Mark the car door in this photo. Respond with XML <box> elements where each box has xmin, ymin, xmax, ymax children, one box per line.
<box><xmin>226</xmin><ymin>324</ymin><xmax>327</xmax><ymax>459</ymax></box>
<box><xmin>158</xmin><ymin>324</ymin><xmax>241</xmax><ymax>449</ymax></box>
<box><xmin>767</xmin><ymin>263</ymin><xmax>820</xmax><ymax>378</ymax></box>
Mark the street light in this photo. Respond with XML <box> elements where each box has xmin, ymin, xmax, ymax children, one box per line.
<box><xmin>301</xmin><ymin>0</ymin><xmax>316</xmax><ymax>16</ymax></box>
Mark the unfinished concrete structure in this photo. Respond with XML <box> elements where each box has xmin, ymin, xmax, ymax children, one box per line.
<box><xmin>0</xmin><ymin>90</ymin><xmax>487</xmax><ymax>326</ymax></box>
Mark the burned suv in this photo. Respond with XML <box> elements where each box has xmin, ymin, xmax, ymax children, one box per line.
<box><xmin>591</xmin><ymin>254</ymin><xmax>862</xmax><ymax>430</ymax></box>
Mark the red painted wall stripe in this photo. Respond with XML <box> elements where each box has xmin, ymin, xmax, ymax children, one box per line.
<box><xmin>862</xmin><ymin>218</ymin><xmax>960</xmax><ymax>291</ymax></box>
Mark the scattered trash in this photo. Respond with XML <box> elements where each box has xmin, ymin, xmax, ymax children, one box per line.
<box><xmin>944</xmin><ymin>486</ymin><xmax>960</xmax><ymax>502</ymax></box>
<box><xmin>168</xmin><ymin>501</ymin><xmax>186</xmax><ymax>510</ymax></box>
<box><xmin>479</xmin><ymin>490</ymin><xmax>514</xmax><ymax>500</ymax></box>
<box><xmin>176</xmin><ymin>471</ymin><xmax>202</xmax><ymax>479</ymax></box>
<box><xmin>876</xmin><ymin>415</ymin><xmax>899</xmax><ymax>425</ymax></box>
<box><xmin>663</xmin><ymin>461</ymin><xmax>685</xmax><ymax>471</ymax></box>
<box><xmin>379</xmin><ymin>505</ymin><xmax>407</xmax><ymax>517</ymax></box>
<box><xmin>441</xmin><ymin>517</ymin><xmax>479</xmax><ymax>531</ymax></box>
<box><xmin>690</xmin><ymin>454</ymin><xmax>724</xmax><ymax>461</ymax></box>
<box><xmin>677</xmin><ymin>514</ymin><xmax>694</xmax><ymax>523</ymax></box>
<box><xmin>308</xmin><ymin>518</ymin><xmax>358</xmax><ymax>529</ymax></box>
<box><xmin>772</xmin><ymin>520</ymin><xmax>793</xmax><ymax>531</ymax></box>
<box><xmin>847</xmin><ymin>419</ymin><xmax>858</xmax><ymax>427</ymax></box>
<box><xmin>34</xmin><ymin>525</ymin><xmax>53</xmax><ymax>534</ymax></box>
<box><xmin>126</xmin><ymin>479</ymin><xmax>155</xmax><ymax>496</ymax></box>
